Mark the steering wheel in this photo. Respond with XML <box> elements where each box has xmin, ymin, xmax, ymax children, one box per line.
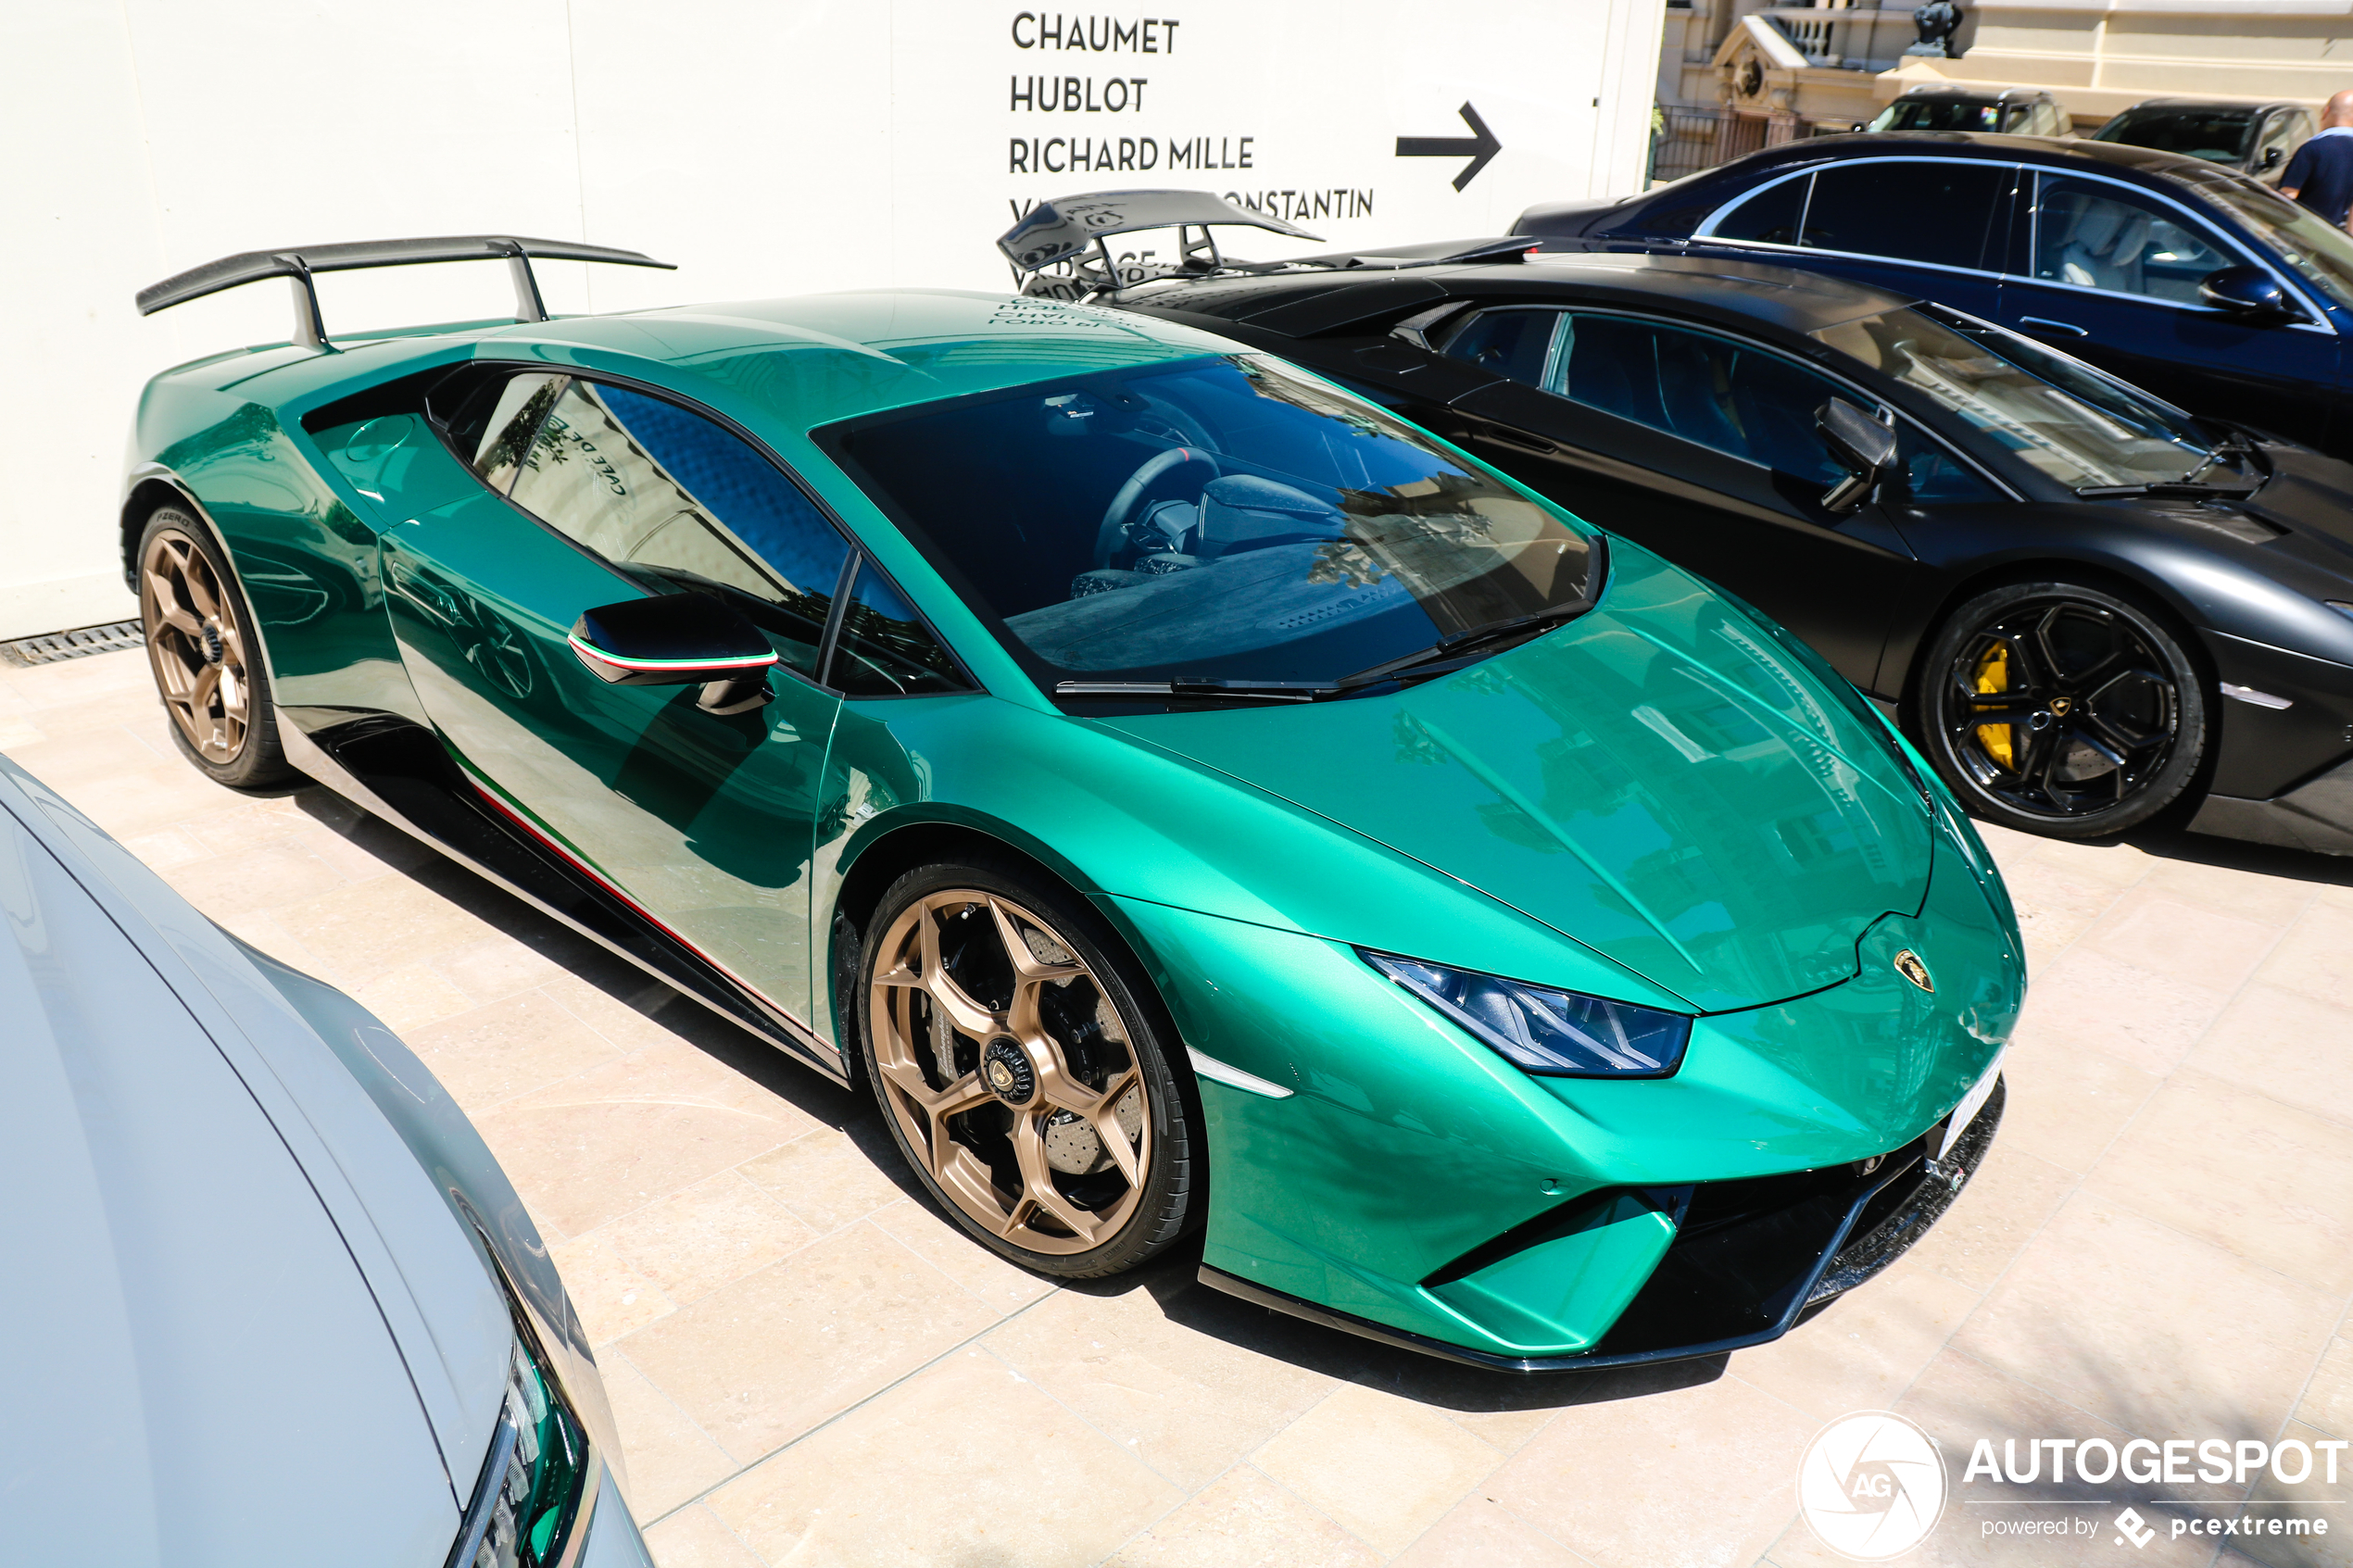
<box><xmin>1093</xmin><ymin>446</ymin><xmax>1220</xmax><ymax>569</ymax></box>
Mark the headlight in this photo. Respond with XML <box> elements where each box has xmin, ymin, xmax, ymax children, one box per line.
<box><xmin>1365</xmin><ymin>953</ymin><xmax>1691</xmax><ymax>1077</ymax></box>
<box><xmin>448</xmin><ymin>1328</ymin><xmax>590</xmax><ymax>1568</ymax></box>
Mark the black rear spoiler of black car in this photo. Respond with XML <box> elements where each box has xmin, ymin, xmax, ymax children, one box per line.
<box><xmin>996</xmin><ymin>190</ymin><xmax>1535</xmax><ymax>299</ymax></box>
<box><xmin>134</xmin><ymin>235</ymin><xmax>675</xmax><ymax>350</ymax></box>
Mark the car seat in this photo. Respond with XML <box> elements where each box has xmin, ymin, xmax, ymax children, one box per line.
<box><xmin>2052</xmin><ymin>194</ymin><xmax>2150</xmax><ymax>294</ymax></box>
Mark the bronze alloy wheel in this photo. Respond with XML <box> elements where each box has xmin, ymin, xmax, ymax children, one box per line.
<box><xmin>136</xmin><ymin>508</ymin><xmax>292</xmax><ymax>787</ymax></box>
<box><xmin>1920</xmin><ymin>582</ymin><xmax>2205</xmax><ymax>838</ymax></box>
<box><xmin>142</xmin><ymin>522</ymin><xmax>254</xmax><ymax>765</ymax></box>
<box><xmin>867</xmin><ymin>885</ymin><xmax>1158</xmax><ymax>1261</ymax></box>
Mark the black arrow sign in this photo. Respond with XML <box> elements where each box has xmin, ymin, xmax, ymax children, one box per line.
<box><xmin>1396</xmin><ymin>103</ymin><xmax>1503</xmax><ymax>191</ymax></box>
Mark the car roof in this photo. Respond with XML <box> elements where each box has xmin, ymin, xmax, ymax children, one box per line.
<box><xmin>2113</xmin><ymin>97</ymin><xmax>2306</xmax><ymax>114</ymax></box>
<box><xmin>1894</xmin><ymin>84</ymin><xmax>2052</xmax><ymax>103</ymax></box>
<box><xmin>1131</xmin><ymin>250</ymin><xmax>1916</xmax><ymax>340</ymax></box>
<box><xmin>1701</xmin><ymin>129</ymin><xmax>2272</xmax><ymax>194</ymax></box>
<box><xmin>476</xmin><ymin>289</ymin><xmax>1238</xmax><ymax>428</ymax></box>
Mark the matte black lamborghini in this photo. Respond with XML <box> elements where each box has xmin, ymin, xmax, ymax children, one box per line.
<box><xmin>998</xmin><ymin>192</ymin><xmax>2353</xmax><ymax>853</ymax></box>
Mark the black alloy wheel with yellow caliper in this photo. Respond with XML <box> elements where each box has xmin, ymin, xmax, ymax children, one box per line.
<box><xmin>1919</xmin><ymin>581</ymin><xmax>2206</xmax><ymax>838</ymax></box>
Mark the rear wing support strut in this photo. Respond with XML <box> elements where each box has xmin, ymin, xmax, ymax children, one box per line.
<box><xmin>137</xmin><ymin>234</ymin><xmax>675</xmax><ymax>351</ymax></box>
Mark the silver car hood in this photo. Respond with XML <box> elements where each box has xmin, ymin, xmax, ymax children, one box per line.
<box><xmin>0</xmin><ymin>767</ymin><xmax>516</xmax><ymax>1565</ymax></box>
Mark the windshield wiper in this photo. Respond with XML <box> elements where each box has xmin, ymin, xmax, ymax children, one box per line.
<box><xmin>2076</xmin><ymin>477</ymin><xmax>2259</xmax><ymax>499</ymax></box>
<box><xmin>1335</xmin><ymin>607</ymin><xmax>1589</xmax><ymax>689</ymax></box>
<box><xmin>1055</xmin><ymin>678</ymin><xmax>1343</xmax><ymax>703</ymax></box>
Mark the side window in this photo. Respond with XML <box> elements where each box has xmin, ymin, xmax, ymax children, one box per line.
<box><xmin>829</xmin><ymin>560</ymin><xmax>969</xmax><ymax>697</ymax></box>
<box><xmin>470</xmin><ymin>373</ymin><xmax>565</xmax><ymax>493</ymax></box>
<box><xmin>1800</xmin><ymin>161</ymin><xmax>2007</xmax><ymax>270</ymax></box>
<box><xmin>2030</xmin><ymin>176</ymin><xmax>2231</xmax><ymax>306</ymax></box>
<box><xmin>1440</xmin><ymin>309</ymin><xmax>1563</xmax><ymax>384</ymax></box>
<box><xmin>505</xmin><ymin>380</ymin><xmax>850</xmax><ymax>676</ymax></box>
<box><xmin>1711</xmin><ymin>174</ymin><xmax>1809</xmax><ymax>245</ymax></box>
<box><xmin>1553</xmin><ymin>315</ymin><xmax>1849</xmax><ymax>483</ymax></box>
<box><xmin>1903</xmin><ymin>432</ymin><xmax>2001</xmax><ymax>504</ymax></box>
<box><xmin>2257</xmin><ymin>112</ymin><xmax>2305</xmax><ymax>174</ymax></box>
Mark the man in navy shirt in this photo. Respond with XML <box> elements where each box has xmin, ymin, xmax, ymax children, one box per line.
<box><xmin>2282</xmin><ymin>91</ymin><xmax>2353</xmax><ymax>229</ymax></box>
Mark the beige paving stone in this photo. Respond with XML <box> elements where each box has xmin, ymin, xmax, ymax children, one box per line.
<box><xmin>1390</xmin><ymin>1497</ymin><xmax>1585</xmax><ymax>1568</ymax></box>
<box><xmin>2023</xmin><ymin>834</ymin><xmax>2154</xmax><ymax>890</ymax></box>
<box><xmin>598</xmin><ymin>1354</ymin><xmax>738</xmax><ymax>1521</ymax></box>
<box><xmin>641</xmin><ymin>1504</ymin><xmax>765</xmax><ymax>1568</ymax></box>
<box><xmin>272</xmin><ymin>872</ymin><xmax>504</xmax><ymax>984</ymax></box>
<box><xmin>619</xmin><ymin>1222</ymin><xmax>998</xmax><ymax>1463</ymax></box>
<box><xmin>280</xmin><ymin>815</ymin><xmax>439</xmax><ymax>882</ymax></box>
<box><xmin>2005</xmin><ymin>869</ymin><xmax>2124</xmax><ymax>961</ymax></box>
<box><xmin>2081</xmin><ymin>889</ymin><xmax>2284</xmax><ymax>1001</ymax></box>
<box><xmin>548</xmin><ymin>1235</ymin><xmax>676</xmax><ymax>1346</ymax></box>
<box><xmin>1</xmin><ymin>722</ymin><xmax>177</xmax><ymax>787</ymax></box>
<box><xmin>2238</xmin><ymin>1421</ymin><xmax>2353</xmax><ymax>1568</ymax></box>
<box><xmin>1730</xmin><ymin>1262</ymin><xmax>1982</xmax><ymax>1423</ymax></box>
<box><xmin>1957</xmin><ymin>1194</ymin><xmax>2344</xmax><ymax>1445</ymax></box>
<box><xmin>2295</xmin><ymin>1336</ymin><xmax>2353</xmax><ymax>1440</ymax></box>
<box><xmin>2190</xmin><ymin>985</ymin><xmax>2353</xmax><ymax>1131</ymax></box>
<box><xmin>471</xmin><ymin>1039</ymin><xmax>819</xmax><ymax>1236</ymax></box>
<box><xmin>1766</xmin><ymin>1348</ymin><xmax>2221</xmax><ymax>1568</ymax></box>
<box><xmin>1484</xmin><ymin>1366</ymin><xmax>1813</xmax><ymax>1568</ymax></box>
<box><xmin>865</xmin><ymin>1197</ymin><xmax>1057</xmax><ymax>1314</ymax></box>
<box><xmin>2007</xmin><ymin>947</ymin><xmax>2234</xmax><ymax>1076</ymax></box>
<box><xmin>2140</xmin><ymin>856</ymin><xmax>2320</xmax><ymax>928</ymax></box>
<box><xmin>346</xmin><ymin>961</ymin><xmax>476</xmax><ymax>1034</ymax></box>
<box><xmin>1105</xmin><ymin>1463</ymin><xmax>1380</xmax><ymax>1568</ymax></box>
<box><xmin>179</xmin><ymin>792</ymin><xmax>321</xmax><ymax>856</ymax></box>
<box><xmin>170</xmin><ymin>837</ymin><xmax>353</xmax><ymax>921</ymax></box>
<box><xmin>2086</xmin><ymin>1070</ymin><xmax>2353</xmax><ymax>1294</ymax></box>
<box><xmin>1898</xmin><ymin>1139</ymin><xmax>2076</xmax><ymax>1293</ymax></box>
<box><xmin>737</xmin><ymin>1126</ymin><xmax>910</xmax><ymax>1235</ymax></box>
<box><xmin>62</xmin><ymin>761</ymin><xmax>242</xmax><ymax>840</ymax></box>
<box><xmin>1250</xmin><ymin>1380</ymin><xmax>1504</xmax><ymax>1556</ymax></box>
<box><xmin>983</xmin><ymin>1277</ymin><xmax>1338</xmax><ymax>1490</ymax></box>
<box><xmin>704</xmin><ymin>1346</ymin><xmax>1180</xmax><ymax>1563</ymax></box>
<box><xmin>542</xmin><ymin>972</ymin><xmax>695</xmax><ymax>1054</ymax></box>
<box><xmin>116</xmin><ymin>823</ymin><xmax>211</xmax><ymax>871</ymax></box>
<box><xmin>1994</xmin><ymin>1032</ymin><xmax>2164</xmax><ymax>1174</ymax></box>
<box><xmin>203</xmin><ymin>908</ymin><xmax>346</xmax><ymax>986</ymax></box>
<box><xmin>1341</xmin><ymin>1351</ymin><xmax>1581</xmax><ymax>1457</ymax></box>
<box><xmin>406</xmin><ymin>991</ymin><xmax>627</xmax><ymax>1113</ymax></box>
<box><xmin>2257</xmin><ymin>905</ymin><xmax>2353</xmax><ymax>1010</ymax></box>
<box><xmin>596</xmin><ymin>1171</ymin><xmax>819</xmax><ymax>1306</ymax></box>
<box><xmin>430</xmin><ymin>933</ymin><xmax>569</xmax><ymax>1004</ymax></box>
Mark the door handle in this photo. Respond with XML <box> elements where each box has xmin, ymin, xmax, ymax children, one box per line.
<box><xmin>2017</xmin><ymin>316</ymin><xmax>2088</xmax><ymax>337</ymax></box>
<box><xmin>1487</xmin><ymin>428</ymin><xmax>1559</xmax><ymax>455</ymax></box>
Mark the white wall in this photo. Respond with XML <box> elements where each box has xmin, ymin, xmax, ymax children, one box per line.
<box><xmin>0</xmin><ymin>0</ymin><xmax>1665</xmax><ymax>640</ymax></box>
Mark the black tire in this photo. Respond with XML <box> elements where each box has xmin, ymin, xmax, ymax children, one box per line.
<box><xmin>854</xmin><ymin>856</ymin><xmax>1195</xmax><ymax>1279</ymax></box>
<box><xmin>134</xmin><ymin>506</ymin><xmax>296</xmax><ymax>789</ymax></box>
<box><xmin>1917</xmin><ymin>581</ymin><xmax>2206</xmax><ymax>839</ymax></box>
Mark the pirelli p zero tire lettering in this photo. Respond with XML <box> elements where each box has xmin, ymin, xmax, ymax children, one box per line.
<box><xmin>136</xmin><ymin>506</ymin><xmax>297</xmax><ymax>789</ymax></box>
<box><xmin>856</xmin><ymin>857</ymin><xmax>1195</xmax><ymax>1279</ymax></box>
<box><xmin>1919</xmin><ymin>581</ymin><xmax>2205</xmax><ymax>839</ymax></box>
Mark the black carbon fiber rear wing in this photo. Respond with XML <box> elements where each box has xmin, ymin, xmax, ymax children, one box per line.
<box><xmin>996</xmin><ymin>190</ymin><xmax>1534</xmax><ymax>300</ymax></box>
<box><xmin>134</xmin><ymin>235</ymin><xmax>675</xmax><ymax>350</ymax></box>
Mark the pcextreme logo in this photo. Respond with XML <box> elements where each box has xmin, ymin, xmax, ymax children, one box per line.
<box><xmin>1797</xmin><ymin>1411</ymin><xmax>1949</xmax><ymax>1561</ymax></box>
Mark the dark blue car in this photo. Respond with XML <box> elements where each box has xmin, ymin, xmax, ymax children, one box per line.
<box><xmin>1515</xmin><ymin>132</ymin><xmax>2353</xmax><ymax>461</ymax></box>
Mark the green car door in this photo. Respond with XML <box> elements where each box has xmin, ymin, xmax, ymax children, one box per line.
<box><xmin>379</xmin><ymin>370</ymin><xmax>854</xmax><ymax>1028</ymax></box>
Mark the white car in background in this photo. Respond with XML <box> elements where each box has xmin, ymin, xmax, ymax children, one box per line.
<box><xmin>0</xmin><ymin>751</ymin><xmax>651</xmax><ymax>1567</ymax></box>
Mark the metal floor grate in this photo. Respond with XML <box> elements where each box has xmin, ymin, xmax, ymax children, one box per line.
<box><xmin>0</xmin><ymin>620</ymin><xmax>145</xmax><ymax>669</ymax></box>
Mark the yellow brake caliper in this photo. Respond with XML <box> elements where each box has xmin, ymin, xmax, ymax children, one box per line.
<box><xmin>1974</xmin><ymin>645</ymin><xmax>2014</xmax><ymax>770</ymax></box>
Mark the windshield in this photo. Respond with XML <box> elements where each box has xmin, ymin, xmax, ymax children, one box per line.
<box><xmin>1809</xmin><ymin>307</ymin><xmax>2213</xmax><ymax>487</ymax></box>
<box><xmin>2191</xmin><ymin>176</ymin><xmax>2353</xmax><ymax>311</ymax></box>
<box><xmin>1871</xmin><ymin>99</ymin><xmax>2007</xmax><ymax>132</ymax></box>
<box><xmin>825</xmin><ymin>356</ymin><xmax>1596</xmax><ymax>686</ymax></box>
<box><xmin>2095</xmin><ymin>110</ymin><xmax>2257</xmax><ymax>162</ymax></box>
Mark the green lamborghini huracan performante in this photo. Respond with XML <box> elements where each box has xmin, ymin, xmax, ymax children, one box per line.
<box><xmin>124</xmin><ymin>234</ymin><xmax>2019</xmax><ymax>1371</ymax></box>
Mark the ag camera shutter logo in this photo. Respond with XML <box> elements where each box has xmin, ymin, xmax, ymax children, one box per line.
<box><xmin>1797</xmin><ymin>1411</ymin><xmax>1949</xmax><ymax>1560</ymax></box>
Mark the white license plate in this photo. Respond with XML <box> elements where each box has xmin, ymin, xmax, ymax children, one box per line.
<box><xmin>1936</xmin><ymin>1049</ymin><xmax>2005</xmax><ymax>1160</ymax></box>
